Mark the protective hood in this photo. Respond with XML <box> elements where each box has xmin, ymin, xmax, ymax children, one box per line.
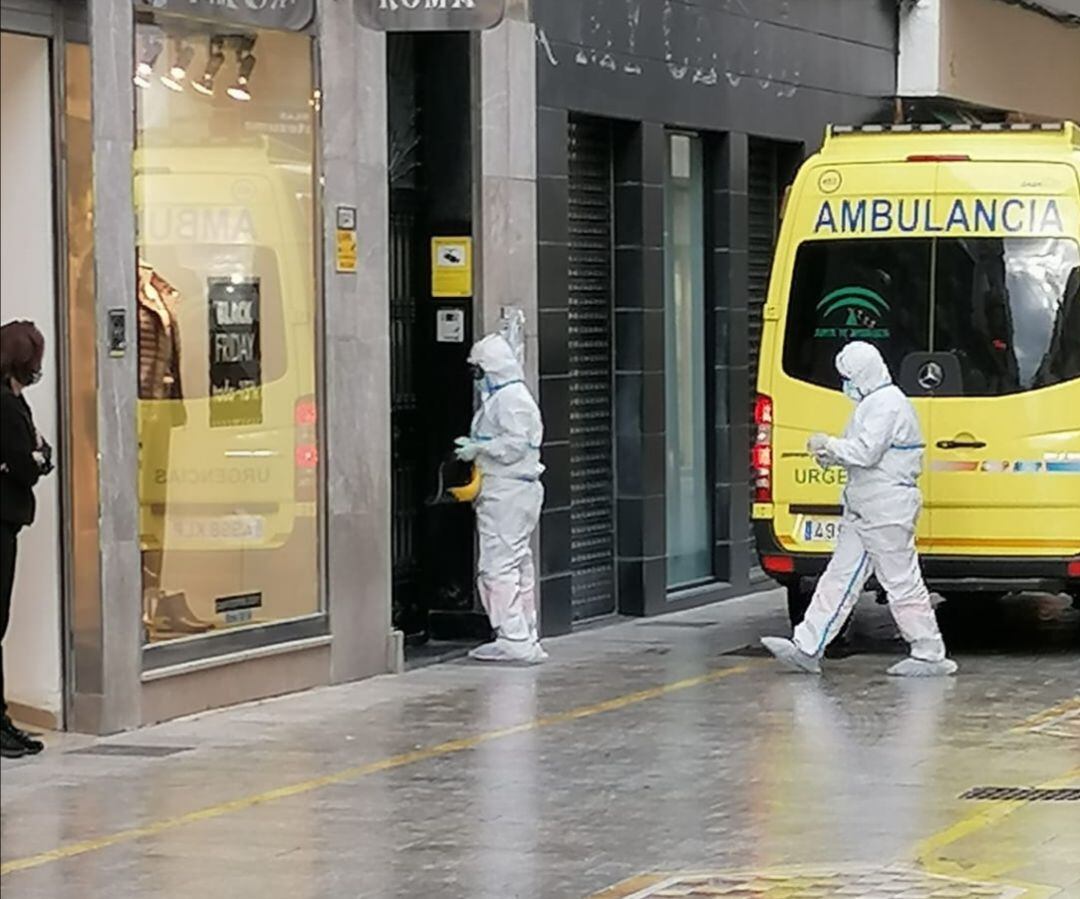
<box><xmin>469</xmin><ymin>333</ymin><xmax>525</xmax><ymax>390</ymax></box>
<box><xmin>835</xmin><ymin>341</ymin><xmax>891</xmax><ymax>399</ymax></box>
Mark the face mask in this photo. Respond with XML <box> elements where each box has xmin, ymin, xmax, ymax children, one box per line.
<box><xmin>842</xmin><ymin>378</ymin><xmax>861</xmax><ymax>402</ymax></box>
<box><xmin>470</xmin><ymin>364</ymin><xmax>484</xmax><ymax>382</ymax></box>
<box><xmin>28</xmin><ymin>369</ymin><xmax>43</xmax><ymax>386</ymax></box>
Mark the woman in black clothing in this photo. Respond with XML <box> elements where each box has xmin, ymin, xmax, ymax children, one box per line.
<box><xmin>0</xmin><ymin>320</ymin><xmax>52</xmax><ymax>759</ymax></box>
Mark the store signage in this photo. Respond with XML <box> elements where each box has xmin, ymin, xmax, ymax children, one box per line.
<box><xmin>136</xmin><ymin>0</ymin><xmax>315</xmax><ymax>32</ymax></box>
<box><xmin>355</xmin><ymin>0</ymin><xmax>504</xmax><ymax>31</ymax></box>
<box><xmin>208</xmin><ymin>277</ymin><xmax>263</xmax><ymax>428</ymax></box>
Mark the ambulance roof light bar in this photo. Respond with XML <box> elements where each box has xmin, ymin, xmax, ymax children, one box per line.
<box><xmin>830</xmin><ymin>122</ymin><xmax>1066</xmax><ymax>135</ymax></box>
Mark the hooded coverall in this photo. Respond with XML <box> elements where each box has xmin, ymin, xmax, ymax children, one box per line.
<box><xmin>459</xmin><ymin>333</ymin><xmax>546</xmax><ymax>663</ymax></box>
<box><xmin>792</xmin><ymin>342</ymin><xmax>954</xmax><ymax>673</ymax></box>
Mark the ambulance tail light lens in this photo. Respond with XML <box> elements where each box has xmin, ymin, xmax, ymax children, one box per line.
<box><xmin>906</xmin><ymin>154</ymin><xmax>971</xmax><ymax>162</ymax></box>
<box><xmin>753</xmin><ymin>394</ymin><xmax>773</xmax><ymax>503</ymax></box>
<box><xmin>1068</xmin><ymin>558</ymin><xmax>1080</xmax><ymax>578</ymax></box>
<box><xmin>762</xmin><ymin>554</ymin><xmax>795</xmax><ymax>575</ymax></box>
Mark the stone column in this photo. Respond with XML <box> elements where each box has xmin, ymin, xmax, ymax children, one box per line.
<box><xmin>475</xmin><ymin>10</ymin><xmax>539</xmax><ymax>391</ymax></box>
<box><xmin>76</xmin><ymin>0</ymin><xmax>141</xmax><ymax>733</ymax></box>
<box><xmin>318</xmin><ymin>3</ymin><xmax>395</xmax><ymax>681</ymax></box>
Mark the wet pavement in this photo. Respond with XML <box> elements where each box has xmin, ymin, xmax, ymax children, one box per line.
<box><xmin>1</xmin><ymin>589</ymin><xmax>1077</xmax><ymax>899</ymax></box>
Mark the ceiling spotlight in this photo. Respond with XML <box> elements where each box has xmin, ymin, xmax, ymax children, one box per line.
<box><xmin>192</xmin><ymin>37</ymin><xmax>226</xmax><ymax>97</ymax></box>
<box><xmin>134</xmin><ymin>36</ymin><xmax>164</xmax><ymax>89</ymax></box>
<box><xmin>227</xmin><ymin>36</ymin><xmax>257</xmax><ymax>102</ymax></box>
<box><xmin>160</xmin><ymin>40</ymin><xmax>195</xmax><ymax>92</ymax></box>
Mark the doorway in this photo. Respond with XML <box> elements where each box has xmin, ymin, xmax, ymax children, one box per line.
<box><xmin>1</xmin><ymin>30</ymin><xmax>64</xmax><ymax>728</ymax></box>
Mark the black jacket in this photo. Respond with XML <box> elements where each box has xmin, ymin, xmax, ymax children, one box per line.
<box><xmin>0</xmin><ymin>381</ymin><xmax>43</xmax><ymax>526</ymax></box>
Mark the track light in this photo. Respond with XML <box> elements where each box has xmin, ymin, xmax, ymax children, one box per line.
<box><xmin>192</xmin><ymin>37</ymin><xmax>226</xmax><ymax>97</ymax></box>
<box><xmin>227</xmin><ymin>36</ymin><xmax>257</xmax><ymax>102</ymax></box>
<box><xmin>134</xmin><ymin>36</ymin><xmax>164</xmax><ymax>89</ymax></box>
<box><xmin>160</xmin><ymin>40</ymin><xmax>195</xmax><ymax>92</ymax></box>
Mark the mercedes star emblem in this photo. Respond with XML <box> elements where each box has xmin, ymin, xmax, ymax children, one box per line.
<box><xmin>918</xmin><ymin>361</ymin><xmax>944</xmax><ymax>391</ymax></box>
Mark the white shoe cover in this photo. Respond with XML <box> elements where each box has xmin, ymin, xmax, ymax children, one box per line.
<box><xmin>887</xmin><ymin>657</ymin><xmax>958</xmax><ymax>677</ymax></box>
<box><xmin>468</xmin><ymin>638</ymin><xmax>546</xmax><ymax>664</ymax></box>
<box><xmin>761</xmin><ymin>637</ymin><xmax>821</xmax><ymax>674</ymax></box>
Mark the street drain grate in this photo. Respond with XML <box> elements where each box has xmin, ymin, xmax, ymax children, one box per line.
<box><xmin>69</xmin><ymin>744</ymin><xmax>192</xmax><ymax>758</ymax></box>
<box><xmin>961</xmin><ymin>786</ymin><xmax>1080</xmax><ymax>802</ymax></box>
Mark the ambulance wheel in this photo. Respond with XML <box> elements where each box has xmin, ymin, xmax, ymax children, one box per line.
<box><xmin>787</xmin><ymin>585</ymin><xmax>811</xmax><ymax>628</ymax></box>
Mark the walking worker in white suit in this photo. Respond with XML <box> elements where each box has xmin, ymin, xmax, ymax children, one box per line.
<box><xmin>762</xmin><ymin>341</ymin><xmax>958</xmax><ymax>677</ymax></box>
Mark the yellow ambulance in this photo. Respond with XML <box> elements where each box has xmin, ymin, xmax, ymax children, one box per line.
<box><xmin>752</xmin><ymin>122</ymin><xmax>1080</xmax><ymax>624</ymax></box>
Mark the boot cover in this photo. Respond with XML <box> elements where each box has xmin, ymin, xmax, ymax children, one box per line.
<box><xmin>468</xmin><ymin>637</ymin><xmax>546</xmax><ymax>664</ymax></box>
<box><xmin>761</xmin><ymin>636</ymin><xmax>822</xmax><ymax>674</ymax></box>
<box><xmin>887</xmin><ymin>657</ymin><xmax>958</xmax><ymax>677</ymax></box>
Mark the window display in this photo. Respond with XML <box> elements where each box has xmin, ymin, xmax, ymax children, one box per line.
<box><xmin>133</xmin><ymin>15</ymin><xmax>322</xmax><ymax>646</ymax></box>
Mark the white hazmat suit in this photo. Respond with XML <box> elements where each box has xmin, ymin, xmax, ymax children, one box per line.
<box><xmin>455</xmin><ymin>332</ymin><xmax>547</xmax><ymax>664</ymax></box>
<box><xmin>762</xmin><ymin>342</ymin><xmax>957</xmax><ymax>677</ymax></box>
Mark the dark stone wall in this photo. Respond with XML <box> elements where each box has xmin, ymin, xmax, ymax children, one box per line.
<box><xmin>534</xmin><ymin>0</ymin><xmax>896</xmax><ymax>152</ymax></box>
<box><xmin>534</xmin><ymin>0</ymin><xmax>898</xmax><ymax>632</ymax></box>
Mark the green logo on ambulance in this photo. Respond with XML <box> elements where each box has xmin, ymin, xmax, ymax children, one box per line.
<box><xmin>813</xmin><ymin>286</ymin><xmax>890</xmax><ymax>339</ymax></box>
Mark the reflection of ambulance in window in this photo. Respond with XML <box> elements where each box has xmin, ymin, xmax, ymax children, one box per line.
<box><xmin>753</xmin><ymin>122</ymin><xmax>1080</xmax><ymax>625</ymax></box>
<box><xmin>135</xmin><ymin>139</ymin><xmax>318</xmax><ymax>558</ymax></box>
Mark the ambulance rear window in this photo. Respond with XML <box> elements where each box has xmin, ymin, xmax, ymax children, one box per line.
<box><xmin>783</xmin><ymin>237</ymin><xmax>1080</xmax><ymax>396</ymax></box>
<box><xmin>782</xmin><ymin>238</ymin><xmax>931</xmax><ymax>389</ymax></box>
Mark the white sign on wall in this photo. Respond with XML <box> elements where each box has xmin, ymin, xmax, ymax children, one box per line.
<box><xmin>355</xmin><ymin>0</ymin><xmax>505</xmax><ymax>31</ymax></box>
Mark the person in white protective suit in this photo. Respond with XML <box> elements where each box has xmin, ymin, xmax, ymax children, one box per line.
<box><xmin>761</xmin><ymin>341</ymin><xmax>958</xmax><ymax>677</ymax></box>
<box><xmin>454</xmin><ymin>331</ymin><xmax>547</xmax><ymax>664</ymax></box>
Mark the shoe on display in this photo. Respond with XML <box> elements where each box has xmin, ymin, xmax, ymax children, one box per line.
<box><xmin>760</xmin><ymin>636</ymin><xmax>822</xmax><ymax>674</ymax></box>
<box><xmin>2</xmin><ymin>716</ymin><xmax>44</xmax><ymax>755</ymax></box>
<box><xmin>154</xmin><ymin>591</ymin><xmax>214</xmax><ymax>634</ymax></box>
<box><xmin>887</xmin><ymin>657</ymin><xmax>959</xmax><ymax>677</ymax></box>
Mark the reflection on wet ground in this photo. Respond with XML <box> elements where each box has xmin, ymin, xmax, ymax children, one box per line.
<box><xmin>2</xmin><ymin>590</ymin><xmax>1077</xmax><ymax>899</ymax></box>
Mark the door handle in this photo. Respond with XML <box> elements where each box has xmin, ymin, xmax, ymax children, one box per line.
<box><xmin>936</xmin><ymin>439</ymin><xmax>987</xmax><ymax>450</ymax></box>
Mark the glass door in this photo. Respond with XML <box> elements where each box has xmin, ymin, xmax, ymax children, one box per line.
<box><xmin>664</xmin><ymin>133</ymin><xmax>712</xmax><ymax>587</ymax></box>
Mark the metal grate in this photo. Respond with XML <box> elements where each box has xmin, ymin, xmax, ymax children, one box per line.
<box><xmin>69</xmin><ymin>744</ymin><xmax>192</xmax><ymax>758</ymax></box>
<box><xmin>961</xmin><ymin>786</ymin><xmax>1080</xmax><ymax>802</ymax></box>
<box><xmin>746</xmin><ymin>138</ymin><xmax>783</xmax><ymax>413</ymax></box>
<box><xmin>567</xmin><ymin>115</ymin><xmax>616</xmax><ymax>621</ymax></box>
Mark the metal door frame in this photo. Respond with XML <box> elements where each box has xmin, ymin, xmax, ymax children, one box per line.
<box><xmin>2</xmin><ymin>0</ymin><xmax>78</xmax><ymax>730</ymax></box>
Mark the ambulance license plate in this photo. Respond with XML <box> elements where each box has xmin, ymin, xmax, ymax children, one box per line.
<box><xmin>170</xmin><ymin>515</ymin><xmax>265</xmax><ymax>542</ymax></box>
<box><xmin>800</xmin><ymin>518</ymin><xmax>840</xmax><ymax>543</ymax></box>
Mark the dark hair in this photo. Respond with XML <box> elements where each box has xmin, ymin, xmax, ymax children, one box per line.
<box><xmin>0</xmin><ymin>320</ymin><xmax>45</xmax><ymax>386</ymax></box>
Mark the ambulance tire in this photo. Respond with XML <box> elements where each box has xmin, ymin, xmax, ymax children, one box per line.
<box><xmin>786</xmin><ymin>585</ymin><xmax>811</xmax><ymax>628</ymax></box>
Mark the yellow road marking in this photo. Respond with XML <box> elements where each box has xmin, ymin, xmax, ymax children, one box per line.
<box><xmin>1012</xmin><ymin>694</ymin><xmax>1080</xmax><ymax>733</ymax></box>
<box><xmin>914</xmin><ymin>765</ymin><xmax>1080</xmax><ymax>882</ymax></box>
<box><xmin>0</xmin><ymin>661</ymin><xmax>757</xmax><ymax>877</ymax></box>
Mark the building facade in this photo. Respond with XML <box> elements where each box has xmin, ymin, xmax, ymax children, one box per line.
<box><xmin>1</xmin><ymin>0</ymin><xmax>395</xmax><ymax>733</ymax></box>
<box><xmin>530</xmin><ymin>0</ymin><xmax>898</xmax><ymax>633</ymax></box>
<box><xmin>17</xmin><ymin>0</ymin><xmax>1043</xmax><ymax>728</ymax></box>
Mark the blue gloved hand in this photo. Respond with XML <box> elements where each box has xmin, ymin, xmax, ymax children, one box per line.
<box><xmin>454</xmin><ymin>436</ymin><xmax>480</xmax><ymax>462</ymax></box>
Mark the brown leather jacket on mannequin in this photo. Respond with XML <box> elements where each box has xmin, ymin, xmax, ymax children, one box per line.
<box><xmin>137</xmin><ymin>262</ymin><xmax>186</xmax><ymax>426</ymax></box>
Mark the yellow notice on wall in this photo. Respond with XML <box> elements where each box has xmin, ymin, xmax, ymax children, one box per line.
<box><xmin>431</xmin><ymin>237</ymin><xmax>472</xmax><ymax>297</ymax></box>
<box><xmin>336</xmin><ymin>229</ymin><xmax>358</xmax><ymax>273</ymax></box>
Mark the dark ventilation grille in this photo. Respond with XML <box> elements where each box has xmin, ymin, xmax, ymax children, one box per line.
<box><xmin>960</xmin><ymin>786</ymin><xmax>1080</xmax><ymax>802</ymax></box>
<box><xmin>567</xmin><ymin>115</ymin><xmax>616</xmax><ymax>621</ymax></box>
<box><xmin>746</xmin><ymin>138</ymin><xmax>783</xmax><ymax>412</ymax></box>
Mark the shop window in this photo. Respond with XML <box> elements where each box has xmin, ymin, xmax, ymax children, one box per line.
<box><xmin>133</xmin><ymin>16</ymin><xmax>322</xmax><ymax>646</ymax></box>
<box><xmin>664</xmin><ymin>133</ymin><xmax>712</xmax><ymax>587</ymax></box>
